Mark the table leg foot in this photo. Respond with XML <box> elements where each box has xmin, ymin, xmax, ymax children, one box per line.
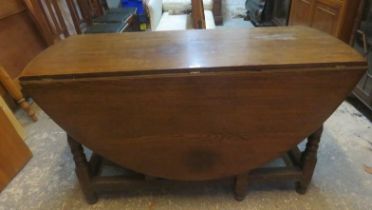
<box><xmin>233</xmin><ymin>173</ymin><xmax>249</xmax><ymax>201</ymax></box>
<box><xmin>67</xmin><ymin>136</ymin><xmax>98</xmax><ymax>204</ymax></box>
<box><xmin>296</xmin><ymin>126</ymin><xmax>323</xmax><ymax>194</ymax></box>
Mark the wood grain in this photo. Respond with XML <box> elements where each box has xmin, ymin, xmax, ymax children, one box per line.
<box><xmin>191</xmin><ymin>0</ymin><xmax>206</xmax><ymax>29</ymax></box>
<box><xmin>0</xmin><ymin>98</ymin><xmax>31</xmax><ymax>192</ymax></box>
<box><xmin>20</xmin><ymin>26</ymin><xmax>365</xmax><ymax>80</ymax></box>
<box><xmin>21</xmin><ymin>68</ymin><xmax>365</xmax><ymax>180</ymax></box>
<box><xmin>0</xmin><ymin>96</ymin><xmax>25</xmax><ymax>139</ymax></box>
<box><xmin>0</xmin><ymin>0</ymin><xmax>25</xmax><ymax>19</ymax></box>
<box><xmin>289</xmin><ymin>0</ymin><xmax>362</xmax><ymax>42</ymax></box>
<box><xmin>25</xmin><ymin>0</ymin><xmax>77</xmax><ymax>46</ymax></box>
<box><xmin>0</xmin><ymin>11</ymin><xmax>46</xmax><ymax>78</ymax></box>
<box><xmin>289</xmin><ymin>0</ymin><xmax>314</xmax><ymax>26</ymax></box>
<box><xmin>0</xmin><ymin>66</ymin><xmax>37</xmax><ymax>121</ymax></box>
<box><xmin>20</xmin><ymin>26</ymin><xmax>367</xmax><ymax>181</ymax></box>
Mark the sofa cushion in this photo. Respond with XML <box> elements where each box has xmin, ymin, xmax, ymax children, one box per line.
<box><xmin>162</xmin><ymin>0</ymin><xmax>213</xmax><ymax>12</ymax></box>
<box><xmin>162</xmin><ymin>0</ymin><xmax>191</xmax><ymax>13</ymax></box>
<box><xmin>205</xmin><ymin>10</ymin><xmax>216</xmax><ymax>29</ymax></box>
<box><xmin>147</xmin><ymin>0</ymin><xmax>163</xmax><ymax>30</ymax></box>
<box><xmin>156</xmin><ymin>10</ymin><xmax>214</xmax><ymax>31</ymax></box>
<box><xmin>202</xmin><ymin>0</ymin><xmax>213</xmax><ymax>10</ymax></box>
<box><xmin>156</xmin><ymin>12</ymin><xmax>189</xmax><ymax>31</ymax></box>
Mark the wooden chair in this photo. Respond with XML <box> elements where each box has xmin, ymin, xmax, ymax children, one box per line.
<box><xmin>25</xmin><ymin>0</ymin><xmax>72</xmax><ymax>45</ymax></box>
<box><xmin>39</xmin><ymin>0</ymin><xmax>70</xmax><ymax>38</ymax></box>
<box><xmin>0</xmin><ymin>66</ymin><xmax>37</xmax><ymax>122</ymax></box>
<box><xmin>0</xmin><ymin>95</ymin><xmax>32</xmax><ymax>192</ymax></box>
<box><xmin>192</xmin><ymin>0</ymin><xmax>206</xmax><ymax>29</ymax></box>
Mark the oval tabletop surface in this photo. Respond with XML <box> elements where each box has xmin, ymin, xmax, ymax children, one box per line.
<box><xmin>20</xmin><ymin>26</ymin><xmax>365</xmax><ymax>80</ymax></box>
<box><xmin>20</xmin><ymin>26</ymin><xmax>367</xmax><ymax>181</ymax></box>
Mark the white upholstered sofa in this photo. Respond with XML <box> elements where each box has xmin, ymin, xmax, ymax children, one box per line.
<box><xmin>146</xmin><ymin>0</ymin><xmax>217</xmax><ymax>31</ymax></box>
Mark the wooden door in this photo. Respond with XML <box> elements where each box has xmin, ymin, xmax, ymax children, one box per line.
<box><xmin>289</xmin><ymin>0</ymin><xmax>314</xmax><ymax>25</ymax></box>
<box><xmin>0</xmin><ymin>96</ymin><xmax>31</xmax><ymax>192</ymax></box>
<box><xmin>311</xmin><ymin>0</ymin><xmax>342</xmax><ymax>36</ymax></box>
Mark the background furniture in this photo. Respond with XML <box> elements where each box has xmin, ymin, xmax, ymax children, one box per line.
<box><xmin>352</xmin><ymin>0</ymin><xmax>372</xmax><ymax>110</ymax></box>
<box><xmin>67</xmin><ymin>0</ymin><xmax>137</xmax><ymax>33</ymax></box>
<box><xmin>25</xmin><ymin>0</ymin><xmax>138</xmax><ymax>39</ymax></box>
<box><xmin>0</xmin><ymin>0</ymin><xmax>46</xmax><ymax>113</ymax></box>
<box><xmin>20</xmin><ymin>27</ymin><xmax>366</xmax><ymax>203</ymax></box>
<box><xmin>160</xmin><ymin>0</ymin><xmax>222</xmax><ymax>25</ymax></box>
<box><xmin>212</xmin><ymin>0</ymin><xmax>222</xmax><ymax>25</ymax></box>
<box><xmin>80</xmin><ymin>0</ymin><xmax>135</xmax><ymax>24</ymax></box>
<box><xmin>289</xmin><ymin>0</ymin><xmax>362</xmax><ymax>43</ymax></box>
<box><xmin>191</xmin><ymin>0</ymin><xmax>206</xmax><ymax>29</ymax></box>
<box><xmin>245</xmin><ymin>0</ymin><xmax>271</xmax><ymax>26</ymax></box>
<box><xmin>106</xmin><ymin>0</ymin><xmax>121</xmax><ymax>8</ymax></box>
<box><xmin>272</xmin><ymin>0</ymin><xmax>291</xmax><ymax>25</ymax></box>
<box><xmin>25</xmin><ymin>0</ymin><xmax>73</xmax><ymax>45</ymax></box>
<box><xmin>245</xmin><ymin>0</ymin><xmax>291</xmax><ymax>26</ymax></box>
<box><xmin>0</xmin><ymin>0</ymin><xmax>46</xmax><ymax>77</ymax></box>
<box><xmin>0</xmin><ymin>96</ymin><xmax>32</xmax><ymax>192</ymax></box>
<box><xmin>0</xmin><ymin>66</ymin><xmax>37</xmax><ymax>121</ymax></box>
<box><xmin>146</xmin><ymin>0</ymin><xmax>219</xmax><ymax>31</ymax></box>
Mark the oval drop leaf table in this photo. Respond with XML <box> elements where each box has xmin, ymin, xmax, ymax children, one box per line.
<box><xmin>19</xmin><ymin>26</ymin><xmax>367</xmax><ymax>203</ymax></box>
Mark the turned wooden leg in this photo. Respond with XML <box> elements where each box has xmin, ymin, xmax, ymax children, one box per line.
<box><xmin>67</xmin><ymin>136</ymin><xmax>98</xmax><ymax>204</ymax></box>
<box><xmin>17</xmin><ymin>98</ymin><xmax>37</xmax><ymax>121</ymax></box>
<box><xmin>296</xmin><ymin>126</ymin><xmax>323</xmax><ymax>194</ymax></box>
<box><xmin>89</xmin><ymin>153</ymin><xmax>103</xmax><ymax>176</ymax></box>
<box><xmin>233</xmin><ymin>173</ymin><xmax>249</xmax><ymax>201</ymax></box>
<box><xmin>0</xmin><ymin>67</ymin><xmax>37</xmax><ymax>121</ymax></box>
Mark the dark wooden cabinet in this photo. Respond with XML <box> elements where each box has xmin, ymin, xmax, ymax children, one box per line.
<box><xmin>311</xmin><ymin>0</ymin><xmax>341</xmax><ymax>35</ymax></box>
<box><xmin>290</xmin><ymin>0</ymin><xmax>313</xmax><ymax>25</ymax></box>
<box><xmin>289</xmin><ymin>0</ymin><xmax>362</xmax><ymax>42</ymax></box>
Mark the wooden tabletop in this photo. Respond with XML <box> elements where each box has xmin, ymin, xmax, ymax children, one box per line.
<box><xmin>20</xmin><ymin>26</ymin><xmax>365</xmax><ymax>80</ymax></box>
